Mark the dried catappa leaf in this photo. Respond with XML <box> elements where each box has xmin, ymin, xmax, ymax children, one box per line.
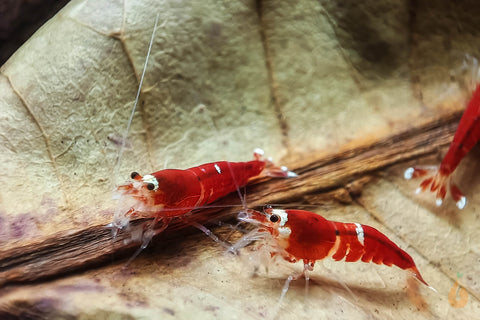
<box><xmin>1</xmin><ymin>0</ymin><xmax>479</xmax><ymax>319</ymax></box>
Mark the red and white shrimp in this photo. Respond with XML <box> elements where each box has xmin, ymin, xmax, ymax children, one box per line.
<box><xmin>112</xmin><ymin>149</ymin><xmax>296</xmax><ymax>247</ymax></box>
<box><xmin>233</xmin><ymin>207</ymin><xmax>432</xmax><ymax>293</ymax></box>
<box><xmin>109</xmin><ymin>16</ymin><xmax>296</xmax><ymax>253</ymax></box>
<box><xmin>404</xmin><ymin>83</ymin><xmax>480</xmax><ymax>209</ymax></box>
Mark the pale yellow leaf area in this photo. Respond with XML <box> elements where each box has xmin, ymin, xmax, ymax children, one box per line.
<box><xmin>1</xmin><ymin>0</ymin><xmax>479</xmax><ymax>319</ymax></box>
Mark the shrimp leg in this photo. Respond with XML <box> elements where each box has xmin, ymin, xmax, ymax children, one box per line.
<box><xmin>405</xmin><ymin>83</ymin><xmax>480</xmax><ymax>209</ymax></box>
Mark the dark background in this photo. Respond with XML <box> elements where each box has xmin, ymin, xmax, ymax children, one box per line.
<box><xmin>0</xmin><ymin>0</ymin><xmax>70</xmax><ymax>65</ymax></box>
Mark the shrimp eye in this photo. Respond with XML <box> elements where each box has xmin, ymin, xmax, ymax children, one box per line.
<box><xmin>131</xmin><ymin>172</ymin><xmax>140</xmax><ymax>179</ymax></box>
<box><xmin>146</xmin><ymin>183</ymin><xmax>155</xmax><ymax>190</ymax></box>
<box><xmin>269</xmin><ymin>214</ymin><xmax>280</xmax><ymax>223</ymax></box>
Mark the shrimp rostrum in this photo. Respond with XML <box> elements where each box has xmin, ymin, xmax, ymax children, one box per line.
<box><xmin>111</xmin><ymin>149</ymin><xmax>296</xmax><ymax>246</ymax></box>
<box><xmin>234</xmin><ymin>207</ymin><xmax>432</xmax><ymax>291</ymax></box>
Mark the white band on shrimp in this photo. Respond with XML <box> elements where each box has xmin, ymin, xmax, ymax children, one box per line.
<box><xmin>354</xmin><ymin>223</ymin><xmax>365</xmax><ymax>246</ymax></box>
<box><xmin>142</xmin><ymin>174</ymin><xmax>159</xmax><ymax>191</ymax></box>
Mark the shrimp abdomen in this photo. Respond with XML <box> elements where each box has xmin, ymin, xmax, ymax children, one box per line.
<box><xmin>332</xmin><ymin>222</ymin><xmax>429</xmax><ymax>286</ymax></box>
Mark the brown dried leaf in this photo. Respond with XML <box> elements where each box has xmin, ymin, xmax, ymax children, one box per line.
<box><xmin>1</xmin><ymin>0</ymin><xmax>480</xmax><ymax>319</ymax></box>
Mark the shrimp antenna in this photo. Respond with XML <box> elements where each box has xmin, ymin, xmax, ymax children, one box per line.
<box><xmin>110</xmin><ymin>14</ymin><xmax>159</xmax><ymax>240</ymax></box>
<box><xmin>113</xmin><ymin>14</ymin><xmax>160</xmax><ymax>186</ymax></box>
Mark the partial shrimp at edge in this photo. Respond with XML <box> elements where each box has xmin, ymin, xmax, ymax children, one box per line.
<box><xmin>404</xmin><ymin>83</ymin><xmax>480</xmax><ymax>210</ymax></box>
<box><xmin>234</xmin><ymin>207</ymin><xmax>433</xmax><ymax>291</ymax></box>
<box><xmin>111</xmin><ymin>148</ymin><xmax>297</xmax><ymax>247</ymax></box>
